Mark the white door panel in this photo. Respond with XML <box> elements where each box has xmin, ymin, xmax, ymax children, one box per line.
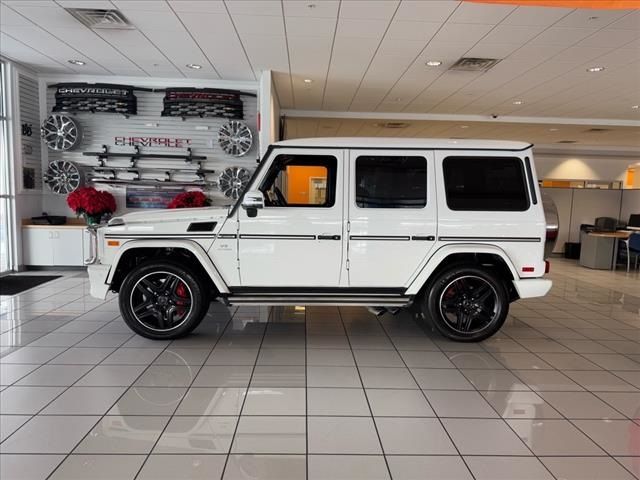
<box><xmin>347</xmin><ymin>150</ymin><xmax>437</xmax><ymax>287</ymax></box>
<box><xmin>238</xmin><ymin>148</ymin><xmax>345</xmax><ymax>287</ymax></box>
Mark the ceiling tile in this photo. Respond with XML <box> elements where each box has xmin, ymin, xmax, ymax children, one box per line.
<box><xmin>283</xmin><ymin>0</ymin><xmax>339</xmax><ymax>18</ymax></box>
<box><xmin>231</xmin><ymin>14</ymin><xmax>285</xmax><ymax>37</ymax></box>
<box><xmin>7</xmin><ymin>3</ymin><xmax>80</xmax><ymax>28</ymax></box>
<box><xmin>554</xmin><ymin>8</ymin><xmax>628</xmax><ymax>28</ymax></box>
<box><xmin>111</xmin><ymin>1</ymin><xmax>171</xmax><ymax>12</ymax></box>
<box><xmin>530</xmin><ymin>27</ymin><xmax>598</xmax><ymax>46</ymax></box>
<box><xmin>606</xmin><ymin>11</ymin><xmax>640</xmax><ymax>30</ymax></box>
<box><xmin>336</xmin><ymin>18</ymin><xmax>389</xmax><ymax>39</ymax></box>
<box><xmin>225</xmin><ymin>0</ymin><xmax>282</xmax><ymax>16</ymax></box>
<box><xmin>480</xmin><ymin>25</ymin><xmax>546</xmax><ymax>45</ymax></box>
<box><xmin>394</xmin><ymin>1</ymin><xmax>459</xmax><ymax>23</ymax></box>
<box><xmin>430</xmin><ymin>22</ymin><xmax>494</xmax><ymax>44</ymax></box>
<box><xmin>167</xmin><ymin>0</ymin><xmax>226</xmax><ymax>14</ymax></box>
<box><xmin>285</xmin><ymin>16</ymin><xmax>336</xmax><ymax>37</ymax></box>
<box><xmin>0</xmin><ymin>4</ymin><xmax>34</xmax><ymax>26</ymax></box>
<box><xmin>385</xmin><ymin>20</ymin><xmax>440</xmax><ymax>42</ymax></box>
<box><xmin>501</xmin><ymin>6</ymin><xmax>573</xmax><ymax>27</ymax></box>
<box><xmin>339</xmin><ymin>0</ymin><xmax>399</xmax><ymax>20</ymax></box>
<box><xmin>448</xmin><ymin>2</ymin><xmax>515</xmax><ymax>24</ymax></box>
<box><xmin>578</xmin><ymin>28</ymin><xmax>640</xmax><ymax>48</ymax></box>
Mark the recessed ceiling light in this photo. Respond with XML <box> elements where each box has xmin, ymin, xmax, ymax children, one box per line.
<box><xmin>632</xmin><ymin>105</ymin><xmax>639</xmax><ymax>109</ymax></box>
<box><xmin>186</xmin><ymin>63</ymin><xmax>202</xmax><ymax>69</ymax></box>
<box><xmin>512</xmin><ymin>100</ymin><xmax>524</xmax><ymax>105</ymax></box>
<box><xmin>303</xmin><ymin>78</ymin><xmax>313</xmax><ymax>83</ymax></box>
<box><xmin>307</xmin><ymin>3</ymin><xmax>316</xmax><ymax>8</ymax></box>
<box><xmin>425</xmin><ymin>60</ymin><xmax>442</xmax><ymax>67</ymax></box>
<box><xmin>460</xmin><ymin>125</ymin><xmax>469</xmax><ymax>129</ymax></box>
<box><xmin>68</xmin><ymin>59</ymin><xmax>85</xmax><ymax>66</ymax></box>
<box><xmin>549</xmin><ymin>128</ymin><xmax>559</xmax><ymax>132</ymax></box>
<box><xmin>588</xmin><ymin>16</ymin><xmax>599</xmax><ymax>20</ymax></box>
<box><xmin>587</xmin><ymin>66</ymin><xmax>605</xmax><ymax>72</ymax></box>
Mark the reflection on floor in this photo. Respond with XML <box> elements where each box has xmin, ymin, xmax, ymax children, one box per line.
<box><xmin>0</xmin><ymin>259</ymin><xmax>639</xmax><ymax>480</ymax></box>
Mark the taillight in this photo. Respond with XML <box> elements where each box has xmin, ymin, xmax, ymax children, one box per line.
<box><xmin>522</xmin><ymin>267</ymin><xmax>535</xmax><ymax>273</ymax></box>
<box><xmin>545</xmin><ymin>261</ymin><xmax>550</xmax><ymax>274</ymax></box>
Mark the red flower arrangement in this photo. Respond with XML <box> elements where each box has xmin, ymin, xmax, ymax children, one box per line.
<box><xmin>167</xmin><ymin>191</ymin><xmax>211</xmax><ymax>209</ymax></box>
<box><xmin>67</xmin><ymin>187</ymin><xmax>116</xmax><ymax>224</ymax></box>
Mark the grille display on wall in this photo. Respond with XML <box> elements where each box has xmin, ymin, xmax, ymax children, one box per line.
<box><xmin>45</xmin><ymin>86</ymin><xmax>258</xmax><ymax>206</ymax></box>
<box><xmin>51</xmin><ymin>83</ymin><xmax>137</xmax><ymax>115</ymax></box>
<box><xmin>44</xmin><ymin>160</ymin><xmax>82</xmax><ymax>194</ymax></box>
<box><xmin>218</xmin><ymin>166</ymin><xmax>252</xmax><ymax>200</ymax></box>
<box><xmin>218</xmin><ymin>120</ymin><xmax>253</xmax><ymax>157</ymax></box>
<box><xmin>41</xmin><ymin>114</ymin><xmax>83</xmax><ymax>151</ymax></box>
<box><xmin>161</xmin><ymin>88</ymin><xmax>244</xmax><ymax>119</ymax></box>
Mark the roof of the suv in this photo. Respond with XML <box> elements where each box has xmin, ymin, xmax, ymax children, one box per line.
<box><xmin>274</xmin><ymin>137</ymin><xmax>532</xmax><ymax>151</ymax></box>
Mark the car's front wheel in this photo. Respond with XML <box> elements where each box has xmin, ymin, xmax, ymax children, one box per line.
<box><xmin>119</xmin><ymin>260</ymin><xmax>210</xmax><ymax>339</ymax></box>
<box><xmin>424</xmin><ymin>266</ymin><xmax>509</xmax><ymax>342</ymax></box>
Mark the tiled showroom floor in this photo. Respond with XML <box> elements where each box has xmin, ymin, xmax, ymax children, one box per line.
<box><xmin>1</xmin><ymin>259</ymin><xmax>639</xmax><ymax>480</ymax></box>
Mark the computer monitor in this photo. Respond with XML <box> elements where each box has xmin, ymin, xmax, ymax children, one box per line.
<box><xmin>595</xmin><ymin>217</ymin><xmax>617</xmax><ymax>232</ymax></box>
<box><xmin>628</xmin><ymin>214</ymin><xmax>640</xmax><ymax>228</ymax></box>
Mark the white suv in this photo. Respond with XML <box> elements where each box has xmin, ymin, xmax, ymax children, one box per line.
<box><xmin>88</xmin><ymin>138</ymin><xmax>552</xmax><ymax>342</ymax></box>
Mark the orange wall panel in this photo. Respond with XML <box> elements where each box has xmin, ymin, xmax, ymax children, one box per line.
<box><xmin>286</xmin><ymin>166</ymin><xmax>327</xmax><ymax>204</ymax></box>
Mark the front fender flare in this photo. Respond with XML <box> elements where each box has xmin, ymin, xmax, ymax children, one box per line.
<box><xmin>106</xmin><ymin>239</ymin><xmax>230</xmax><ymax>294</ymax></box>
<box><xmin>405</xmin><ymin>243</ymin><xmax>519</xmax><ymax>295</ymax></box>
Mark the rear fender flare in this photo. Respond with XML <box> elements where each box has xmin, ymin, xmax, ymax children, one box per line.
<box><xmin>405</xmin><ymin>243</ymin><xmax>519</xmax><ymax>295</ymax></box>
<box><xmin>106</xmin><ymin>239</ymin><xmax>230</xmax><ymax>294</ymax></box>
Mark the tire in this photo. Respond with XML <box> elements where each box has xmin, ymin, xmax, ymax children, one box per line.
<box><xmin>423</xmin><ymin>265</ymin><xmax>509</xmax><ymax>342</ymax></box>
<box><xmin>119</xmin><ymin>260</ymin><xmax>210</xmax><ymax>340</ymax></box>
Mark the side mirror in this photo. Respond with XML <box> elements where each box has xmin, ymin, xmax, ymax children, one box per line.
<box><xmin>241</xmin><ymin>190</ymin><xmax>264</xmax><ymax>217</ymax></box>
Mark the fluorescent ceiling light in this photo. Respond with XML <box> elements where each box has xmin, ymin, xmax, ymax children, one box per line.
<box><xmin>186</xmin><ymin>64</ymin><xmax>202</xmax><ymax>69</ymax></box>
<box><xmin>586</xmin><ymin>66</ymin><xmax>605</xmax><ymax>72</ymax></box>
<box><xmin>68</xmin><ymin>59</ymin><xmax>85</xmax><ymax>65</ymax></box>
<box><xmin>425</xmin><ymin>60</ymin><xmax>442</xmax><ymax>67</ymax></box>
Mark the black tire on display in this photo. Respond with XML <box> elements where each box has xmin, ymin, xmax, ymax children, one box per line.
<box><xmin>119</xmin><ymin>260</ymin><xmax>210</xmax><ymax>340</ymax></box>
<box><xmin>424</xmin><ymin>265</ymin><xmax>509</xmax><ymax>342</ymax></box>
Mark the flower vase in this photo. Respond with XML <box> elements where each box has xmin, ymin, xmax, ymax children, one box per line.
<box><xmin>84</xmin><ymin>213</ymin><xmax>102</xmax><ymax>226</ymax></box>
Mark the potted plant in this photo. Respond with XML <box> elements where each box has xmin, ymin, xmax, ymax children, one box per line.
<box><xmin>167</xmin><ymin>191</ymin><xmax>211</xmax><ymax>209</ymax></box>
<box><xmin>67</xmin><ymin>187</ymin><xmax>116</xmax><ymax>225</ymax></box>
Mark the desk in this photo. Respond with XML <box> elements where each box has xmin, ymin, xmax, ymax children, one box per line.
<box><xmin>580</xmin><ymin>231</ymin><xmax>631</xmax><ymax>270</ymax></box>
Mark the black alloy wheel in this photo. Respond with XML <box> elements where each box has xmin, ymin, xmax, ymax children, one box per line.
<box><xmin>425</xmin><ymin>266</ymin><xmax>509</xmax><ymax>342</ymax></box>
<box><xmin>119</xmin><ymin>260</ymin><xmax>210</xmax><ymax>339</ymax></box>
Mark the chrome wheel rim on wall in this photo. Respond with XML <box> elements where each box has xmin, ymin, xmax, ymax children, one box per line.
<box><xmin>439</xmin><ymin>275</ymin><xmax>499</xmax><ymax>335</ymax></box>
<box><xmin>219</xmin><ymin>166</ymin><xmax>251</xmax><ymax>199</ymax></box>
<box><xmin>129</xmin><ymin>271</ymin><xmax>193</xmax><ymax>332</ymax></box>
<box><xmin>218</xmin><ymin>120</ymin><xmax>253</xmax><ymax>157</ymax></box>
<box><xmin>40</xmin><ymin>114</ymin><xmax>83</xmax><ymax>151</ymax></box>
<box><xmin>43</xmin><ymin>160</ymin><xmax>82</xmax><ymax>194</ymax></box>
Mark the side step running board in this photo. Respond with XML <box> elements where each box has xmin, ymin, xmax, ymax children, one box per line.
<box><xmin>225</xmin><ymin>295</ymin><xmax>412</xmax><ymax>307</ymax></box>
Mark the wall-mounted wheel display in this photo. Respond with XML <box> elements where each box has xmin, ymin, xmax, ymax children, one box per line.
<box><xmin>218</xmin><ymin>166</ymin><xmax>251</xmax><ymax>199</ymax></box>
<box><xmin>218</xmin><ymin>121</ymin><xmax>253</xmax><ymax>157</ymax></box>
<box><xmin>41</xmin><ymin>114</ymin><xmax>83</xmax><ymax>151</ymax></box>
<box><xmin>43</xmin><ymin>160</ymin><xmax>82</xmax><ymax>194</ymax></box>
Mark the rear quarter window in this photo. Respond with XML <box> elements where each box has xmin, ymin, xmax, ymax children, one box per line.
<box><xmin>443</xmin><ymin>156</ymin><xmax>530</xmax><ymax>211</ymax></box>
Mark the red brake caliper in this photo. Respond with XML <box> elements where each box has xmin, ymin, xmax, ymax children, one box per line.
<box><xmin>175</xmin><ymin>282</ymin><xmax>188</xmax><ymax>317</ymax></box>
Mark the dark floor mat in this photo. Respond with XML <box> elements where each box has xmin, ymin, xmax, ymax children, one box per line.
<box><xmin>0</xmin><ymin>275</ymin><xmax>62</xmax><ymax>295</ymax></box>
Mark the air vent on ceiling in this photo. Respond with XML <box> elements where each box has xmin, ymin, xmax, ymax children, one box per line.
<box><xmin>449</xmin><ymin>57</ymin><xmax>502</xmax><ymax>72</ymax></box>
<box><xmin>66</xmin><ymin>8</ymin><xmax>134</xmax><ymax>30</ymax></box>
<box><xmin>557</xmin><ymin>140</ymin><xmax>577</xmax><ymax>144</ymax></box>
<box><xmin>585</xmin><ymin>128</ymin><xmax>610</xmax><ymax>133</ymax></box>
<box><xmin>373</xmin><ymin>122</ymin><xmax>410</xmax><ymax>129</ymax></box>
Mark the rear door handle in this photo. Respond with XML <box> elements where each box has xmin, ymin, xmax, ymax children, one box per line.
<box><xmin>318</xmin><ymin>235</ymin><xmax>341</xmax><ymax>240</ymax></box>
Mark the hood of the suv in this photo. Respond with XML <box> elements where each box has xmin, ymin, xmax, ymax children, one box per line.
<box><xmin>114</xmin><ymin>207</ymin><xmax>230</xmax><ymax>225</ymax></box>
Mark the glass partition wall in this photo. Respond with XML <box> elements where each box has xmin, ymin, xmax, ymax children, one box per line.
<box><xmin>0</xmin><ymin>60</ymin><xmax>16</xmax><ymax>274</ymax></box>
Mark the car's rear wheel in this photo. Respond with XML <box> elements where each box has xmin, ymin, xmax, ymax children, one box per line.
<box><xmin>424</xmin><ymin>266</ymin><xmax>509</xmax><ymax>342</ymax></box>
<box><xmin>119</xmin><ymin>260</ymin><xmax>210</xmax><ymax>339</ymax></box>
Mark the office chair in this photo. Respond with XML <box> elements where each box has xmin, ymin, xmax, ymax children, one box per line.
<box><xmin>619</xmin><ymin>232</ymin><xmax>640</xmax><ymax>272</ymax></box>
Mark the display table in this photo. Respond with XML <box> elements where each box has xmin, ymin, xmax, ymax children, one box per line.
<box><xmin>579</xmin><ymin>230</ymin><xmax>631</xmax><ymax>270</ymax></box>
<box><xmin>22</xmin><ymin>218</ymin><xmax>90</xmax><ymax>266</ymax></box>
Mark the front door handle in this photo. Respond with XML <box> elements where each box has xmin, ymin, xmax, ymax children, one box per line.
<box><xmin>412</xmin><ymin>235</ymin><xmax>435</xmax><ymax>241</ymax></box>
<box><xmin>318</xmin><ymin>235</ymin><xmax>341</xmax><ymax>240</ymax></box>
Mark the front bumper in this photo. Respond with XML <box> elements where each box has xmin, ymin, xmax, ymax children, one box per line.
<box><xmin>512</xmin><ymin>278</ymin><xmax>552</xmax><ymax>299</ymax></box>
<box><xmin>88</xmin><ymin>264</ymin><xmax>111</xmax><ymax>300</ymax></box>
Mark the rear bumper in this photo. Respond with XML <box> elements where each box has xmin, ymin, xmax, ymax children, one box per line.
<box><xmin>512</xmin><ymin>278</ymin><xmax>552</xmax><ymax>299</ymax></box>
<box><xmin>88</xmin><ymin>264</ymin><xmax>111</xmax><ymax>300</ymax></box>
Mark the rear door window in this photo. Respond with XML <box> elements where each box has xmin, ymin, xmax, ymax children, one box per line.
<box><xmin>443</xmin><ymin>156</ymin><xmax>529</xmax><ymax>211</ymax></box>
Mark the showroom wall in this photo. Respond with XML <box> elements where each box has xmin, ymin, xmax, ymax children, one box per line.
<box><xmin>534</xmin><ymin>152</ymin><xmax>634</xmax><ymax>183</ymax></box>
<box><xmin>38</xmin><ymin>75</ymin><xmax>260</xmax><ymax>217</ymax></box>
